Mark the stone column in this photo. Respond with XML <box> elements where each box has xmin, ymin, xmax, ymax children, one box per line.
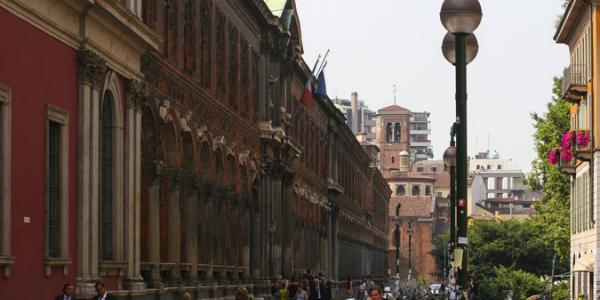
<box><xmin>230</xmin><ymin>195</ymin><xmax>240</xmax><ymax>282</ymax></box>
<box><xmin>167</xmin><ymin>168</ymin><xmax>182</xmax><ymax>285</ymax></box>
<box><xmin>250</xmin><ymin>198</ymin><xmax>262</xmax><ymax>280</ymax></box>
<box><xmin>147</xmin><ymin>161</ymin><xmax>164</xmax><ymax>288</ymax></box>
<box><xmin>76</xmin><ymin>49</ymin><xmax>106</xmax><ymax>295</ymax></box>
<box><xmin>184</xmin><ymin>173</ymin><xmax>199</xmax><ymax>286</ymax></box>
<box><xmin>240</xmin><ymin>195</ymin><xmax>251</xmax><ymax>281</ymax></box>
<box><xmin>124</xmin><ymin>81</ymin><xmax>146</xmax><ymax>289</ymax></box>
<box><xmin>281</xmin><ymin>177</ymin><xmax>293</xmax><ymax>279</ymax></box>
<box><xmin>272</xmin><ymin>174</ymin><xmax>283</xmax><ymax>277</ymax></box>
<box><xmin>202</xmin><ymin>186</ymin><xmax>216</xmax><ymax>284</ymax></box>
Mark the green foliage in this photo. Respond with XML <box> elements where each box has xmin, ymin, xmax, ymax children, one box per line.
<box><xmin>468</xmin><ymin>220</ymin><xmax>568</xmax><ymax>299</ymax></box>
<box><xmin>430</xmin><ymin>230</ymin><xmax>449</xmax><ymax>279</ymax></box>
<box><xmin>527</xmin><ymin>77</ymin><xmax>571</xmax><ymax>262</ymax></box>
<box><xmin>478</xmin><ymin>266</ymin><xmax>546</xmax><ymax>300</ymax></box>
<box><xmin>551</xmin><ymin>281</ymin><xmax>570</xmax><ymax>300</ymax></box>
<box><xmin>469</xmin><ymin>220</ymin><xmax>567</xmax><ymax>281</ymax></box>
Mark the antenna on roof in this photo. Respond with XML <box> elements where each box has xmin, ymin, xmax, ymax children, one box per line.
<box><xmin>487</xmin><ymin>133</ymin><xmax>491</xmax><ymax>152</ymax></box>
<box><xmin>393</xmin><ymin>84</ymin><xmax>397</xmax><ymax>105</ymax></box>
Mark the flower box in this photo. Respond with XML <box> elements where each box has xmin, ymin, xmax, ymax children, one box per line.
<box><xmin>558</xmin><ymin>156</ymin><xmax>576</xmax><ymax>175</ymax></box>
<box><xmin>575</xmin><ymin>130</ymin><xmax>592</xmax><ymax>161</ymax></box>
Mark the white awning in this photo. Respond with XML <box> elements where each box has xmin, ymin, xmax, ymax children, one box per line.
<box><xmin>573</xmin><ymin>252</ymin><xmax>594</xmax><ymax>272</ymax></box>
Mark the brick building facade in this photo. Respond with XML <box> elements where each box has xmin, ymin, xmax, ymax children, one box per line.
<box><xmin>0</xmin><ymin>0</ymin><xmax>390</xmax><ymax>299</ymax></box>
<box><xmin>371</xmin><ymin>104</ymin><xmax>448</xmax><ymax>282</ymax></box>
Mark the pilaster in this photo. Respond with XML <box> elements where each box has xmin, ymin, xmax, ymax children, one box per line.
<box><xmin>76</xmin><ymin>49</ymin><xmax>107</xmax><ymax>296</ymax></box>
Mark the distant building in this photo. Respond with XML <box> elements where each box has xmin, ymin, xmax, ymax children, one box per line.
<box><xmin>469</xmin><ymin>150</ymin><xmax>540</xmax><ymax>219</ymax></box>
<box><xmin>410</xmin><ymin>112</ymin><xmax>434</xmax><ymax>160</ymax></box>
<box><xmin>333</xmin><ymin>92</ymin><xmax>377</xmax><ymax>142</ymax></box>
<box><xmin>373</xmin><ymin>104</ymin><xmax>447</xmax><ymax>281</ymax></box>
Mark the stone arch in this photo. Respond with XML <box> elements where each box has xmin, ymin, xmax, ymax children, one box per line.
<box><xmin>140</xmin><ymin>104</ymin><xmax>160</xmax><ymax>264</ymax></box>
<box><xmin>412</xmin><ymin>185</ymin><xmax>421</xmax><ymax>196</ymax></box>
<box><xmin>99</xmin><ymin>70</ymin><xmax>125</xmax><ymax>261</ymax></box>
<box><xmin>394</xmin><ymin>122</ymin><xmax>401</xmax><ymax>142</ymax></box>
<box><xmin>285</xmin><ymin>0</ymin><xmax>304</xmax><ymax>54</ymax></box>
<box><xmin>386</xmin><ymin>123</ymin><xmax>393</xmax><ymax>142</ymax></box>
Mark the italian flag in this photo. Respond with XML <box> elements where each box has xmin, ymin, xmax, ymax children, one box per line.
<box><xmin>299</xmin><ymin>79</ymin><xmax>314</xmax><ymax>109</ymax></box>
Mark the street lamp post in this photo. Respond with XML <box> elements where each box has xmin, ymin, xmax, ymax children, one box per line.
<box><xmin>444</xmin><ymin>126</ymin><xmax>457</xmax><ymax>289</ymax></box>
<box><xmin>407</xmin><ymin>221</ymin><xmax>413</xmax><ymax>280</ymax></box>
<box><xmin>394</xmin><ymin>204</ymin><xmax>401</xmax><ymax>278</ymax></box>
<box><xmin>440</xmin><ymin>0</ymin><xmax>482</xmax><ymax>288</ymax></box>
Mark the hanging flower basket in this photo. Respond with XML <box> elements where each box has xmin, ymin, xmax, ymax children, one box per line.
<box><xmin>575</xmin><ymin>130</ymin><xmax>592</xmax><ymax>161</ymax></box>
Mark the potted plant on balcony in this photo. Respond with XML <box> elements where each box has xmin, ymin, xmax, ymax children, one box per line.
<box><xmin>575</xmin><ymin>130</ymin><xmax>592</xmax><ymax>161</ymax></box>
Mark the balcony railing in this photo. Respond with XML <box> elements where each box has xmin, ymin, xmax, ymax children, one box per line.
<box><xmin>562</xmin><ymin>64</ymin><xmax>588</xmax><ymax>102</ymax></box>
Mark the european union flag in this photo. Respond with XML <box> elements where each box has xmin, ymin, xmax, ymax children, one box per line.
<box><xmin>316</xmin><ymin>70</ymin><xmax>328</xmax><ymax>98</ymax></box>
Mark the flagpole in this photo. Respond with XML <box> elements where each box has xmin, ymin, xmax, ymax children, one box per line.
<box><xmin>311</xmin><ymin>54</ymin><xmax>322</xmax><ymax>77</ymax></box>
<box><xmin>316</xmin><ymin>49</ymin><xmax>330</xmax><ymax>76</ymax></box>
<box><xmin>316</xmin><ymin>61</ymin><xmax>328</xmax><ymax>78</ymax></box>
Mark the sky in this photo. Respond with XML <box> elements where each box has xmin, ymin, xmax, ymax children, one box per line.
<box><xmin>295</xmin><ymin>0</ymin><xmax>570</xmax><ymax>173</ymax></box>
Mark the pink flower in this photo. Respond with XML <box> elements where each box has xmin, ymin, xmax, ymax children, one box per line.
<box><xmin>560</xmin><ymin>148</ymin><xmax>573</xmax><ymax>162</ymax></box>
<box><xmin>577</xmin><ymin>131</ymin><xmax>590</xmax><ymax>146</ymax></box>
<box><xmin>562</xmin><ymin>130</ymin><xmax>575</xmax><ymax>148</ymax></box>
<box><xmin>548</xmin><ymin>149</ymin><xmax>559</xmax><ymax>165</ymax></box>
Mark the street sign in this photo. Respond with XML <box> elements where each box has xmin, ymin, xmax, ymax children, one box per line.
<box><xmin>458</xmin><ymin>237</ymin><xmax>468</xmax><ymax>245</ymax></box>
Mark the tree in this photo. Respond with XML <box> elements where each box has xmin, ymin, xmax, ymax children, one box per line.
<box><xmin>468</xmin><ymin>220</ymin><xmax>567</xmax><ymax>299</ymax></box>
<box><xmin>478</xmin><ymin>266</ymin><xmax>546</xmax><ymax>300</ymax></box>
<box><xmin>527</xmin><ymin>77</ymin><xmax>570</xmax><ymax>262</ymax></box>
<box><xmin>430</xmin><ymin>230</ymin><xmax>449</xmax><ymax>279</ymax></box>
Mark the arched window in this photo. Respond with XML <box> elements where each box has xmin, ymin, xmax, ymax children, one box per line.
<box><xmin>412</xmin><ymin>185</ymin><xmax>421</xmax><ymax>196</ymax></box>
<box><xmin>394</xmin><ymin>123</ymin><xmax>401</xmax><ymax>142</ymax></box>
<box><xmin>396</xmin><ymin>185</ymin><xmax>405</xmax><ymax>196</ymax></box>
<box><xmin>425</xmin><ymin>186</ymin><xmax>431</xmax><ymax>196</ymax></box>
<box><xmin>386</xmin><ymin>123</ymin><xmax>393</xmax><ymax>142</ymax></box>
<box><xmin>100</xmin><ymin>92</ymin><xmax>114</xmax><ymax>260</ymax></box>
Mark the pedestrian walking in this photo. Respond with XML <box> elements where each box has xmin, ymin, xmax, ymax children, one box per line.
<box><xmin>275</xmin><ymin>279</ymin><xmax>289</xmax><ymax>300</ymax></box>
<box><xmin>310</xmin><ymin>279</ymin><xmax>325</xmax><ymax>300</ymax></box>
<box><xmin>294</xmin><ymin>285</ymin><xmax>309</xmax><ymax>300</ymax></box>
<box><xmin>54</xmin><ymin>283</ymin><xmax>77</xmax><ymax>300</ymax></box>
<box><xmin>357</xmin><ymin>279</ymin><xmax>367</xmax><ymax>300</ymax></box>
<box><xmin>346</xmin><ymin>276</ymin><xmax>353</xmax><ymax>298</ymax></box>
<box><xmin>235</xmin><ymin>287</ymin><xmax>250</xmax><ymax>300</ymax></box>
<box><xmin>368</xmin><ymin>287</ymin><xmax>383</xmax><ymax>300</ymax></box>
<box><xmin>91</xmin><ymin>282</ymin><xmax>117</xmax><ymax>300</ymax></box>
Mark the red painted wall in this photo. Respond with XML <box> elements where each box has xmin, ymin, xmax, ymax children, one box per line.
<box><xmin>0</xmin><ymin>7</ymin><xmax>78</xmax><ymax>300</ymax></box>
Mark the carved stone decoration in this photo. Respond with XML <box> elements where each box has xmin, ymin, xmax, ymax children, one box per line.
<box><xmin>126</xmin><ymin>80</ymin><xmax>148</xmax><ymax>111</ymax></box>
<box><xmin>239</xmin><ymin>150</ymin><xmax>250</xmax><ymax>166</ymax></box>
<box><xmin>196</xmin><ymin>124</ymin><xmax>208</xmax><ymax>140</ymax></box>
<box><xmin>76</xmin><ymin>49</ymin><xmax>108</xmax><ymax>86</ymax></box>
<box><xmin>213</xmin><ymin>136</ymin><xmax>226</xmax><ymax>151</ymax></box>
<box><xmin>159</xmin><ymin>100</ymin><xmax>172</xmax><ymax>123</ymax></box>
<box><xmin>180</xmin><ymin>111</ymin><xmax>194</xmax><ymax>132</ymax></box>
<box><xmin>225</xmin><ymin>140</ymin><xmax>236</xmax><ymax>156</ymax></box>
